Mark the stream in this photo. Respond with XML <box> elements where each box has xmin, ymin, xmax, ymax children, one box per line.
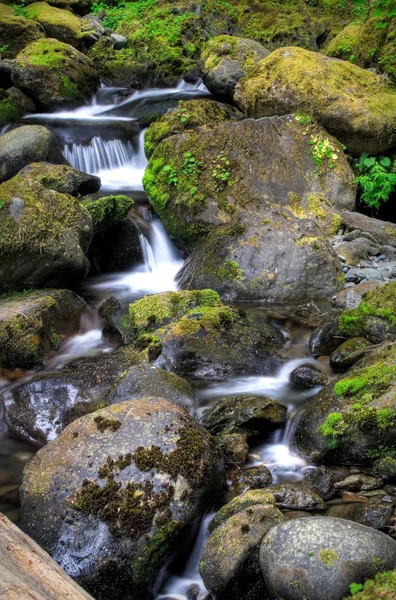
<box><xmin>0</xmin><ymin>79</ymin><xmax>329</xmax><ymax>600</ymax></box>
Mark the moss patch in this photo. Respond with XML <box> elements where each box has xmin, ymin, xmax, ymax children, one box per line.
<box><xmin>94</xmin><ymin>415</ymin><xmax>121</xmax><ymax>432</ymax></box>
<box><xmin>82</xmin><ymin>195</ymin><xmax>134</xmax><ymax>233</ymax></box>
<box><xmin>319</xmin><ymin>549</ymin><xmax>338</xmax><ymax>567</ymax></box>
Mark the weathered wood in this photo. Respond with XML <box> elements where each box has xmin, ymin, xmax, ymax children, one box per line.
<box><xmin>0</xmin><ymin>512</ymin><xmax>95</xmax><ymax>600</ymax></box>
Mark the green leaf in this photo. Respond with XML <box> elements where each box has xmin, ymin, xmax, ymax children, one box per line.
<box><xmin>379</xmin><ymin>156</ymin><xmax>391</xmax><ymax>167</ymax></box>
<box><xmin>0</xmin><ymin>200</ymin><xmax>4</xmax><ymax>210</ymax></box>
<box><xmin>163</xmin><ymin>165</ymin><xmax>171</xmax><ymax>172</ymax></box>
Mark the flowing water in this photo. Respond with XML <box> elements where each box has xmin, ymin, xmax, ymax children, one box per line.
<box><xmin>0</xmin><ymin>79</ymin><xmax>328</xmax><ymax>600</ymax></box>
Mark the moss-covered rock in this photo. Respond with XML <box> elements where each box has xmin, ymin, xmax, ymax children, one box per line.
<box><xmin>330</xmin><ymin>337</ymin><xmax>372</xmax><ymax>371</ymax></box>
<box><xmin>87</xmin><ymin>36</ymin><xmax>148</xmax><ymax>88</ymax></box>
<box><xmin>82</xmin><ymin>195</ymin><xmax>134</xmax><ymax>233</ymax></box>
<box><xmin>293</xmin><ymin>342</ymin><xmax>396</xmax><ymax>466</ymax></box>
<box><xmin>344</xmin><ymin>570</ymin><xmax>396</xmax><ymax>600</ymax></box>
<box><xmin>143</xmin><ymin>115</ymin><xmax>355</xmax><ymax>250</ymax></box>
<box><xmin>0</xmin><ymin>88</ymin><xmax>23</xmax><ymax>128</ymax></box>
<box><xmin>144</xmin><ymin>98</ymin><xmax>242</xmax><ymax>159</ymax></box>
<box><xmin>12</xmin><ymin>38</ymin><xmax>99</xmax><ymax>110</ymax></box>
<box><xmin>178</xmin><ymin>209</ymin><xmax>345</xmax><ymax>303</ymax></box>
<box><xmin>260</xmin><ymin>517</ymin><xmax>396</xmax><ymax>600</ymax></box>
<box><xmin>25</xmin><ymin>0</ymin><xmax>92</xmax><ymax>14</ymax></box>
<box><xmin>201</xmin><ymin>394</ymin><xmax>287</xmax><ymax>437</ymax></box>
<box><xmin>0</xmin><ymin>289</ymin><xmax>85</xmax><ymax>371</ymax></box>
<box><xmin>201</xmin><ymin>35</ymin><xmax>269</xmax><ymax>99</ymax></box>
<box><xmin>24</xmin><ymin>2</ymin><xmax>97</xmax><ymax>49</ymax></box>
<box><xmin>17</xmin><ymin>162</ymin><xmax>100</xmax><ymax>196</ymax></box>
<box><xmin>0</xmin><ymin>126</ymin><xmax>67</xmax><ymax>184</ymax></box>
<box><xmin>227</xmin><ymin>465</ymin><xmax>273</xmax><ymax>495</ymax></box>
<box><xmin>0</xmin><ymin>3</ymin><xmax>44</xmax><ymax>59</ymax></box>
<box><xmin>20</xmin><ymin>398</ymin><xmax>223</xmax><ymax>599</ymax></box>
<box><xmin>341</xmin><ymin>210</ymin><xmax>396</xmax><ymax>247</ymax></box>
<box><xmin>0</xmin><ymin>169</ymin><xmax>93</xmax><ymax>292</ymax></box>
<box><xmin>125</xmin><ymin>290</ymin><xmax>285</xmax><ymax>379</ymax></box>
<box><xmin>234</xmin><ymin>46</ymin><xmax>396</xmax><ymax>154</ymax></box>
<box><xmin>200</xmin><ymin>504</ymin><xmax>283</xmax><ymax>600</ymax></box>
<box><xmin>208</xmin><ymin>489</ymin><xmax>276</xmax><ymax>532</ymax></box>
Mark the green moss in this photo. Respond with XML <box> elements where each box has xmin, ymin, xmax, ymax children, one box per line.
<box><xmin>319</xmin><ymin>549</ymin><xmax>338</xmax><ymax>567</ymax></box>
<box><xmin>94</xmin><ymin>415</ymin><xmax>122</xmax><ymax>433</ymax></box>
<box><xmin>338</xmin><ymin>282</ymin><xmax>396</xmax><ymax>337</ymax></box>
<box><xmin>82</xmin><ymin>195</ymin><xmax>134</xmax><ymax>233</ymax></box>
<box><xmin>0</xmin><ymin>94</ymin><xmax>21</xmax><ymax>127</ymax></box>
<box><xmin>374</xmin><ymin>456</ymin><xmax>396</xmax><ymax>478</ymax></box>
<box><xmin>345</xmin><ymin>570</ymin><xmax>396</xmax><ymax>600</ymax></box>
<box><xmin>215</xmin><ymin>260</ymin><xmax>244</xmax><ymax>281</ymax></box>
<box><xmin>132</xmin><ymin>520</ymin><xmax>180</xmax><ymax>586</ymax></box>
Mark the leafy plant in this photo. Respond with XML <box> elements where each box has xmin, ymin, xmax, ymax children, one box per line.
<box><xmin>0</xmin><ymin>200</ymin><xmax>5</xmax><ymax>210</ymax></box>
<box><xmin>349</xmin><ymin>582</ymin><xmax>364</xmax><ymax>595</ymax></box>
<box><xmin>11</xmin><ymin>1</ymin><xmax>28</xmax><ymax>17</ymax></box>
<box><xmin>353</xmin><ymin>0</ymin><xmax>396</xmax><ymax>27</ymax></box>
<box><xmin>353</xmin><ymin>153</ymin><xmax>396</xmax><ymax>209</ymax></box>
<box><xmin>177</xmin><ymin>100</ymin><xmax>191</xmax><ymax>125</ymax></box>
<box><xmin>309</xmin><ymin>135</ymin><xmax>341</xmax><ymax>171</ymax></box>
<box><xmin>181</xmin><ymin>152</ymin><xmax>202</xmax><ymax>176</ymax></box>
<box><xmin>0</xmin><ymin>44</ymin><xmax>8</xmax><ymax>57</ymax></box>
<box><xmin>162</xmin><ymin>165</ymin><xmax>178</xmax><ymax>185</ymax></box>
<box><xmin>295</xmin><ymin>114</ymin><xmax>313</xmax><ymax>126</ymax></box>
<box><xmin>212</xmin><ymin>152</ymin><xmax>231</xmax><ymax>185</ymax></box>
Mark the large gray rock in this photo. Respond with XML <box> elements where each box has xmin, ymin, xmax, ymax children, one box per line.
<box><xmin>178</xmin><ymin>210</ymin><xmax>345</xmax><ymax>303</ymax></box>
<box><xmin>20</xmin><ymin>398</ymin><xmax>223</xmax><ymax>600</ymax></box>
<box><xmin>0</xmin><ymin>126</ymin><xmax>67</xmax><ymax>183</ymax></box>
<box><xmin>341</xmin><ymin>211</ymin><xmax>396</xmax><ymax>246</ymax></box>
<box><xmin>260</xmin><ymin>517</ymin><xmax>396</xmax><ymax>600</ymax></box>
<box><xmin>201</xmin><ymin>35</ymin><xmax>269</xmax><ymax>100</ymax></box>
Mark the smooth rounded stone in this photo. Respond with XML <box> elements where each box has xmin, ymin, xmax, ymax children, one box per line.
<box><xmin>330</xmin><ymin>337</ymin><xmax>372</xmax><ymax>371</ymax></box>
<box><xmin>110</xmin><ymin>33</ymin><xmax>127</xmax><ymax>49</ymax></box>
<box><xmin>334</xmin><ymin>474</ymin><xmax>382</xmax><ymax>492</ymax></box>
<box><xmin>292</xmin><ymin>343</ymin><xmax>396</xmax><ymax>466</ymax></box>
<box><xmin>341</xmin><ymin>211</ymin><xmax>396</xmax><ymax>247</ymax></box>
<box><xmin>0</xmin><ymin>289</ymin><xmax>86</xmax><ymax>371</ymax></box>
<box><xmin>20</xmin><ymin>398</ymin><xmax>223</xmax><ymax>599</ymax></box>
<box><xmin>302</xmin><ymin>466</ymin><xmax>337</xmax><ymax>501</ymax></box>
<box><xmin>289</xmin><ymin>364</ymin><xmax>328</xmax><ymax>389</ymax></box>
<box><xmin>201</xmin><ymin>394</ymin><xmax>287</xmax><ymax>436</ymax></box>
<box><xmin>209</xmin><ymin>489</ymin><xmax>276</xmax><ymax>533</ymax></box>
<box><xmin>126</xmin><ymin>290</ymin><xmax>285</xmax><ymax>380</ymax></box>
<box><xmin>215</xmin><ymin>432</ymin><xmax>249</xmax><ymax>465</ymax></box>
<box><xmin>327</xmin><ymin>497</ymin><xmax>394</xmax><ymax>530</ymax></box>
<box><xmin>0</xmin><ymin>126</ymin><xmax>67</xmax><ymax>183</ymax></box>
<box><xmin>227</xmin><ymin>466</ymin><xmax>273</xmax><ymax>495</ymax></box>
<box><xmin>200</xmin><ymin>504</ymin><xmax>282</xmax><ymax>600</ymax></box>
<box><xmin>265</xmin><ymin>484</ymin><xmax>327</xmax><ymax>511</ymax></box>
<box><xmin>235</xmin><ymin>47</ymin><xmax>396</xmax><ymax>154</ymax></box>
<box><xmin>308</xmin><ymin>315</ymin><xmax>342</xmax><ymax>357</ymax></box>
<box><xmin>178</xmin><ymin>209</ymin><xmax>345</xmax><ymax>304</ymax></box>
<box><xmin>6</xmin><ymin>85</ymin><xmax>36</xmax><ymax>113</ymax></box>
<box><xmin>0</xmin><ymin>3</ymin><xmax>44</xmax><ymax>59</ymax></box>
<box><xmin>0</xmin><ymin>170</ymin><xmax>92</xmax><ymax>292</ymax></box>
<box><xmin>17</xmin><ymin>162</ymin><xmax>101</xmax><ymax>196</ymax></box>
<box><xmin>331</xmin><ymin>281</ymin><xmax>385</xmax><ymax>310</ymax></box>
<box><xmin>12</xmin><ymin>38</ymin><xmax>99</xmax><ymax>110</ymax></box>
<box><xmin>201</xmin><ymin>35</ymin><xmax>269</xmax><ymax>100</ymax></box>
<box><xmin>260</xmin><ymin>517</ymin><xmax>396</xmax><ymax>600</ymax></box>
<box><xmin>144</xmin><ymin>115</ymin><xmax>355</xmax><ymax>252</ymax></box>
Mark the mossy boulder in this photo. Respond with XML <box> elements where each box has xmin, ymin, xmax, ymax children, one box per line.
<box><xmin>25</xmin><ymin>0</ymin><xmax>93</xmax><ymax>14</ymax></box>
<box><xmin>0</xmin><ymin>88</ymin><xmax>23</xmax><ymax>128</ymax></box>
<box><xmin>227</xmin><ymin>465</ymin><xmax>273</xmax><ymax>495</ymax></box>
<box><xmin>0</xmin><ymin>289</ymin><xmax>85</xmax><ymax>372</ymax></box>
<box><xmin>82</xmin><ymin>195</ymin><xmax>134</xmax><ymax>234</ymax></box>
<box><xmin>0</xmin><ymin>126</ymin><xmax>67</xmax><ymax>183</ymax></box>
<box><xmin>19</xmin><ymin>398</ymin><xmax>223</xmax><ymax>599</ymax></box>
<box><xmin>87</xmin><ymin>36</ymin><xmax>149</xmax><ymax>88</ymax></box>
<box><xmin>234</xmin><ymin>46</ymin><xmax>396</xmax><ymax>154</ymax></box>
<box><xmin>289</xmin><ymin>364</ymin><xmax>328</xmax><ymax>388</ymax></box>
<box><xmin>143</xmin><ymin>115</ymin><xmax>355</xmax><ymax>251</ymax></box>
<box><xmin>6</xmin><ymin>349</ymin><xmax>195</xmax><ymax>443</ymax></box>
<box><xmin>125</xmin><ymin>290</ymin><xmax>285</xmax><ymax>379</ymax></box>
<box><xmin>144</xmin><ymin>98</ymin><xmax>242</xmax><ymax>159</ymax></box>
<box><xmin>0</xmin><ymin>3</ymin><xmax>44</xmax><ymax>59</ymax></box>
<box><xmin>24</xmin><ymin>2</ymin><xmax>98</xmax><ymax>49</ymax></box>
<box><xmin>344</xmin><ymin>570</ymin><xmax>396</xmax><ymax>600</ymax></box>
<box><xmin>0</xmin><ymin>169</ymin><xmax>93</xmax><ymax>292</ymax></box>
<box><xmin>330</xmin><ymin>337</ymin><xmax>373</xmax><ymax>371</ymax></box>
<box><xmin>17</xmin><ymin>162</ymin><xmax>100</xmax><ymax>196</ymax></box>
<box><xmin>12</xmin><ymin>38</ymin><xmax>99</xmax><ymax>110</ymax></box>
<box><xmin>292</xmin><ymin>342</ymin><xmax>396</xmax><ymax>466</ymax></box>
<box><xmin>200</xmin><ymin>504</ymin><xmax>283</xmax><ymax>600</ymax></box>
<box><xmin>260</xmin><ymin>517</ymin><xmax>396</xmax><ymax>600</ymax></box>
<box><xmin>201</xmin><ymin>394</ymin><xmax>287</xmax><ymax>437</ymax></box>
<box><xmin>201</xmin><ymin>35</ymin><xmax>269</xmax><ymax>100</ymax></box>
<box><xmin>178</xmin><ymin>209</ymin><xmax>345</xmax><ymax>303</ymax></box>
<box><xmin>208</xmin><ymin>489</ymin><xmax>277</xmax><ymax>532</ymax></box>
<box><xmin>262</xmin><ymin>484</ymin><xmax>327</xmax><ymax>511</ymax></box>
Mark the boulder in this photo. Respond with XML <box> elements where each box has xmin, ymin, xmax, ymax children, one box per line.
<box><xmin>341</xmin><ymin>211</ymin><xmax>396</xmax><ymax>247</ymax></box>
<box><xmin>289</xmin><ymin>364</ymin><xmax>328</xmax><ymax>388</ymax></box>
<box><xmin>143</xmin><ymin>115</ymin><xmax>355</xmax><ymax>250</ymax></box>
<box><xmin>0</xmin><ymin>126</ymin><xmax>67</xmax><ymax>183</ymax></box>
<box><xmin>227</xmin><ymin>465</ymin><xmax>273</xmax><ymax>494</ymax></box>
<box><xmin>332</xmin><ymin>281</ymin><xmax>385</xmax><ymax>311</ymax></box>
<box><xmin>260</xmin><ymin>517</ymin><xmax>396</xmax><ymax>600</ymax></box>
<box><xmin>200</xmin><ymin>504</ymin><xmax>282</xmax><ymax>600</ymax></box>
<box><xmin>24</xmin><ymin>2</ymin><xmax>99</xmax><ymax>48</ymax></box>
<box><xmin>0</xmin><ymin>4</ymin><xmax>44</xmax><ymax>59</ymax></box>
<box><xmin>17</xmin><ymin>162</ymin><xmax>101</xmax><ymax>196</ymax></box>
<box><xmin>216</xmin><ymin>432</ymin><xmax>249</xmax><ymax>465</ymax></box>
<box><xmin>292</xmin><ymin>342</ymin><xmax>396</xmax><ymax>466</ymax></box>
<box><xmin>208</xmin><ymin>489</ymin><xmax>277</xmax><ymax>532</ymax></box>
<box><xmin>263</xmin><ymin>484</ymin><xmax>327</xmax><ymax>511</ymax></box>
<box><xmin>25</xmin><ymin>0</ymin><xmax>93</xmax><ymax>14</ymax></box>
<box><xmin>19</xmin><ymin>398</ymin><xmax>223</xmax><ymax>599</ymax></box>
<box><xmin>6</xmin><ymin>353</ymin><xmax>195</xmax><ymax>444</ymax></box>
<box><xmin>178</xmin><ymin>209</ymin><xmax>345</xmax><ymax>303</ymax></box>
<box><xmin>201</xmin><ymin>394</ymin><xmax>287</xmax><ymax>436</ymax></box>
<box><xmin>330</xmin><ymin>337</ymin><xmax>372</xmax><ymax>371</ymax></box>
<box><xmin>0</xmin><ymin>169</ymin><xmax>93</xmax><ymax>291</ymax></box>
<box><xmin>82</xmin><ymin>195</ymin><xmax>134</xmax><ymax>233</ymax></box>
<box><xmin>144</xmin><ymin>98</ymin><xmax>242</xmax><ymax>159</ymax></box>
<box><xmin>0</xmin><ymin>289</ymin><xmax>86</xmax><ymax>371</ymax></box>
<box><xmin>301</xmin><ymin>466</ymin><xmax>336</xmax><ymax>500</ymax></box>
<box><xmin>125</xmin><ymin>290</ymin><xmax>285</xmax><ymax>379</ymax></box>
<box><xmin>234</xmin><ymin>47</ymin><xmax>396</xmax><ymax>154</ymax></box>
<box><xmin>201</xmin><ymin>35</ymin><xmax>269</xmax><ymax>100</ymax></box>
<box><xmin>88</xmin><ymin>217</ymin><xmax>143</xmax><ymax>273</ymax></box>
<box><xmin>12</xmin><ymin>38</ymin><xmax>99</xmax><ymax>110</ymax></box>
<box><xmin>0</xmin><ymin>88</ymin><xmax>22</xmax><ymax>128</ymax></box>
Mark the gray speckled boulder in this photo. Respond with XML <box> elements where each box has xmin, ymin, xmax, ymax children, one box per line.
<box><xmin>260</xmin><ymin>517</ymin><xmax>396</xmax><ymax>600</ymax></box>
<box><xmin>20</xmin><ymin>398</ymin><xmax>223</xmax><ymax>600</ymax></box>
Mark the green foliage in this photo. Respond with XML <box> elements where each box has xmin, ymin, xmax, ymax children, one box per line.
<box><xmin>212</xmin><ymin>152</ymin><xmax>231</xmax><ymax>186</ymax></box>
<box><xmin>177</xmin><ymin>100</ymin><xmax>191</xmax><ymax>125</ymax></box>
<box><xmin>353</xmin><ymin>0</ymin><xmax>396</xmax><ymax>28</ymax></box>
<box><xmin>0</xmin><ymin>44</ymin><xmax>8</xmax><ymax>56</ymax></box>
<box><xmin>11</xmin><ymin>1</ymin><xmax>28</xmax><ymax>17</ymax></box>
<box><xmin>353</xmin><ymin>153</ymin><xmax>396</xmax><ymax>210</ymax></box>
<box><xmin>295</xmin><ymin>114</ymin><xmax>313</xmax><ymax>126</ymax></box>
<box><xmin>345</xmin><ymin>570</ymin><xmax>396</xmax><ymax>600</ymax></box>
<box><xmin>162</xmin><ymin>165</ymin><xmax>178</xmax><ymax>185</ymax></box>
<box><xmin>0</xmin><ymin>200</ymin><xmax>5</xmax><ymax>210</ymax></box>
<box><xmin>350</xmin><ymin>582</ymin><xmax>364</xmax><ymax>595</ymax></box>
<box><xmin>309</xmin><ymin>134</ymin><xmax>342</xmax><ymax>171</ymax></box>
<box><xmin>181</xmin><ymin>152</ymin><xmax>203</xmax><ymax>176</ymax></box>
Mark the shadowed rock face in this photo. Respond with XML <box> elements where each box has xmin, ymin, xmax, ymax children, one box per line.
<box><xmin>19</xmin><ymin>397</ymin><xmax>224</xmax><ymax>600</ymax></box>
<box><xmin>260</xmin><ymin>517</ymin><xmax>396</xmax><ymax>600</ymax></box>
